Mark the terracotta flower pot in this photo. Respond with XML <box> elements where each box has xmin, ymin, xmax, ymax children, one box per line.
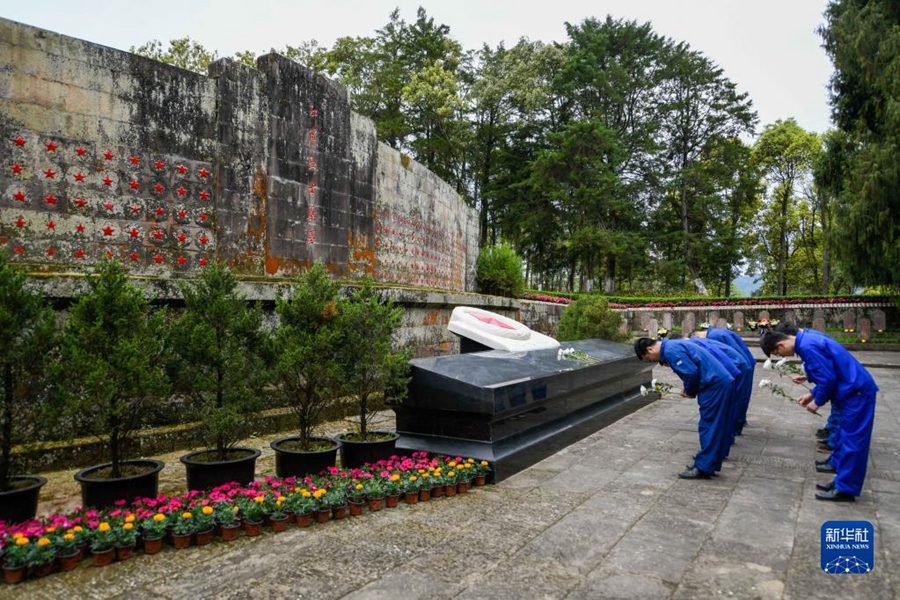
<box><xmin>458</xmin><ymin>481</ymin><xmax>470</xmax><ymax>493</ymax></box>
<box><xmin>59</xmin><ymin>550</ymin><xmax>81</xmax><ymax>571</ymax></box>
<box><xmin>367</xmin><ymin>496</ymin><xmax>384</xmax><ymax>512</ymax></box>
<box><xmin>220</xmin><ymin>525</ymin><xmax>241</xmax><ymax>541</ymax></box>
<box><xmin>243</xmin><ymin>520</ymin><xmax>262</xmax><ymax>537</ymax></box>
<box><xmin>444</xmin><ymin>484</ymin><xmax>457</xmax><ymax>497</ymax></box>
<box><xmin>32</xmin><ymin>558</ymin><xmax>55</xmax><ymax>577</ymax></box>
<box><xmin>115</xmin><ymin>544</ymin><xmax>135</xmax><ymax>561</ymax></box>
<box><xmin>385</xmin><ymin>494</ymin><xmax>400</xmax><ymax>508</ymax></box>
<box><xmin>2</xmin><ymin>566</ymin><xmax>25</xmax><ymax>584</ymax></box>
<box><xmin>171</xmin><ymin>532</ymin><xmax>192</xmax><ymax>549</ymax></box>
<box><xmin>332</xmin><ymin>505</ymin><xmax>348</xmax><ymax>521</ymax></box>
<box><xmin>431</xmin><ymin>485</ymin><xmax>443</xmax><ymax>498</ymax></box>
<box><xmin>349</xmin><ymin>501</ymin><xmax>365</xmax><ymax>516</ymax></box>
<box><xmin>92</xmin><ymin>547</ymin><xmax>115</xmax><ymax>567</ymax></box>
<box><xmin>195</xmin><ymin>528</ymin><xmax>214</xmax><ymax>546</ymax></box>
<box><xmin>419</xmin><ymin>489</ymin><xmax>431</xmax><ymax>502</ymax></box>
<box><xmin>315</xmin><ymin>509</ymin><xmax>332</xmax><ymax>524</ymax></box>
<box><xmin>270</xmin><ymin>515</ymin><xmax>290</xmax><ymax>531</ymax></box>
<box><xmin>295</xmin><ymin>512</ymin><xmax>312</xmax><ymax>528</ymax></box>
<box><xmin>143</xmin><ymin>537</ymin><xmax>164</xmax><ymax>555</ymax></box>
<box><xmin>404</xmin><ymin>491</ymin><xmax>419</xmax><ymax>505</ymax></box>
<box><xmin>475</xmin><ymin>475</ymin><xmax>487</xmax><ymax>486</ymax></box>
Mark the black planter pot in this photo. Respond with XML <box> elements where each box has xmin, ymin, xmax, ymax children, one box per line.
<box><xmin>270</xmin><ymin>436</ymin><xmax>339</xmax><ymax>478</ymax></box>
<box><xmin>74</xmin><ymin>460</ymin><xmax>164</xmax><ymax>509</ymax></box>
<box><xmin>0</xmin><ymin>475</ymin><xmax>47</xmax><ymax>524</ymax></box>
<box><xmin>180</xmin><ymin>448</ymin><xmax>260</xmax><ymax>491</ymax></box>
<box><xmin>339</xmin><ymin>431</ymin><xmax>399</xmax><ymax>469</ymax></box>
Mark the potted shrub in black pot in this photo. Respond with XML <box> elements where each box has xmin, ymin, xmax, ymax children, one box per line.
<box><xmin>57</xmin><ymin>260</ymin><xmax>169</xmax><ymax>508</ymax></box>
<box><xmin>169</xmin><ymin>262</ymin><xmax>267</xmax><ymax>490</ymax></box>
<box><xmin>0</xmin><ymin>255</ymin><xmax>57</xmax><ymax>523</ymax></box>
<box><xmin>269</xmin><ymin>262</ymin><xmax>343</xmax><ymax>477</ymax></box>
<box><xmin>337</xmin><ymin>279</ymin><xmax>410</xmax><ymax>468</ymax></box>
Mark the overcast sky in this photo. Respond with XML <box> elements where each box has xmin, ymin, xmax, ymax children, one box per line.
<box><xmin>2</xmin><ymin>0</ymin><xmax>834</xmax><ymax>134</ymax></box>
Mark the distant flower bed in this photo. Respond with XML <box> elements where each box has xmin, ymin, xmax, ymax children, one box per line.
<box><xmin>0</xmin><ymin>452</ymin><xmax>489</xmax><ymax>585</ymax></box>
<box><xmin>523</xmin><ymin>290</ymin><xmax>891</xmax><ymax>309</ymax></box>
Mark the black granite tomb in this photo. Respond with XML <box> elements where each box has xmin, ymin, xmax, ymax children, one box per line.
<box><xmin>395</xmin><ymin>339</ymin><xmax>655</xmax><ymax>481</ymax></box>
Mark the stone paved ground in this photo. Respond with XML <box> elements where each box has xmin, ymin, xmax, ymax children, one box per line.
<box><xmin>7</xmin><ymin>357</ymin><xmax>899</xmax><ymax>599</ymax></box>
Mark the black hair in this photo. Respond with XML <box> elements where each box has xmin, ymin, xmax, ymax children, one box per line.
<box><xmin>774</xmin><ymin>322</ymin><xmax>799</xmax><ymax>335</ymax></box>
<box><xmin>668</xmin><ymin>332</ymin><xmax>683</xmax><ymax>340</ymax></box>
<box><xmin>760</xmin><ymin>332</ymin><xmax>790</xmax><ymax>356</ymax></box>
<box><xmin>634</xmin><ymin>337</ymin><xmax>656</xmax><ymax>360</ymax></box>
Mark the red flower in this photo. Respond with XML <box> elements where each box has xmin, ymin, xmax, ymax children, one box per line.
<box><xmin>13</xmin><ymin>246</ymin><xmax>23</xmax><ymax>255</ymax></box>
<box><xmin>199</xmin><ymin>257</ymin><xmax>208</xmax><ymax>267</ymax></box>
<box><xmin>129</xmin><ymin>252</ymin><xmax>139</xmax><ymax>262</ymax></box>
<box><xmin>75</xmin><ymin>197</ymin><xmax>87</xmax><ymax>208</ymax></box>
<box><xmin>45</xmin><ymin>141</ymin><xmax>58</xmax><ymax>152</ymax></box>
<box><xmin>104</xmin><ymin>201</ymin><xmax>114</xmax><ymax>211</ymax></box>
<box><xmin>14</xmin><ymin>217</ymin><xmax>25</xmax><ymax>228</ymax></box>
<box><xmin>198</xmin><ymin>168</ymin><xmax>209</xmax><ymax>178</ymax></box>
<box><xmin>177</xmin><ymin>232</ymin><xmax>187</xmax><ymax>243</ymax></box>
<box><xmin>153</xmin><ymin>229</ymin><xmax>164</xmax><ymax>240</ymax></box>
<box><xmin>153</xmin><ymin>254</ymin><xmax>164</xmax><ymax>264</ymax></box>
<box><xmin>177</xmin><ymin>255</ymin><xmax>187</xmax><ymax>266</ymax></box>
<box><xmin>10</xmin><ymin>163</ymin><xmax>22</xmax><ymax>174</ymax></box>
<box><xmin>76</xmin><ymin>147</ymin><xmax>87</xmax><ymax>157</ymax></box>
<box><xmin>155</xmin><ymin>160</ymin><xmax>165</xmax><ymax>170</ymax></box>
<box><xmin>129</xmin><ymin>179</ymin><xmax>139</xmax><ymax>190</ymax></box>
<box><xmin>177</xmin><ymin>164</ymin><xmax>187</xmax><ymax>174</ymax></box>
<box><xmin>46</xmin><ymin>247</ymin><xmax>55</xmax><ymax>257</ymax></box>
<box><xmin>199</xmin><ymin>190</ymin><xmax>209</xmax><ymax>201</ymax></box>
<box><xmin>199</xmin><ymin>212</ymin><xmax>209</xmax><ymax>222</ymax></box>
<box><xmin>13</xmin><ymin>190</ymin><xmax>25</xmax><ymax>202</ymax></box>
<box><xmin>75</xmin><ymin>223</ymin><xmax>86</xmax><ymax>233</ymax></box>
<box><xmin>153</xmin><ymin>183</ymin><xmax>164</xmax><ymax>194</ymax></box>
<box><xmin>74</xmin><ymin>171</ymin><xmax>85</xmax><ymax>182</ymax></box>
<box><xmin>199</xmin><ymin>234</ymin><xmax>209</xmax><ymax>245</ymax></box>
<box><xmin>177</xmin><ymin>209</ymin><xmax>187</xmax><ymax>219</ymax></box>
<box><xmin>154</xmin><ymin>207</ymin><xmax>165</xmax><ymax>216</ymax></box>
<box><xmin>45</xmin><ymin>194</ymin><xmax>58</xmax><ymax>205</ymax></box>
<box><xmin>46</xmin><ymin>220</ymin><xmax>56</xmax><ymax>230</ymax></box>
<box><xmin>104</xmin><ymin>150</ymin><xmax>114</xmax><ymax>161</ymax></box>
<box><xmin>129</xmin><ymin>204</ymin><xmax>141</xmax><ymax>215</ymax></box>
<box><xmin>75</xmin><ymin>249</ymin><xmax>85</xmax><ymax>258</ymax></box>
<box><xmin>129</xmin><ymin>227</ymin><xmax>140</xmax><ymax>238</ymax></box>
<box><xmin>44</xmin><ymin>168</ymin><xmax>55</xmax><ymax>179</ymax></box>
<box><xmin>177</xmin><ymin>186</ymin><xmax>187</xmax><ymax>196</ymax></box>
<box><xmin>102</xmin><ymin>225</ymin><xmax>114</xmax><ymax>236</ymax></box>
<box><xmin>103</xmin><ymin>175</ymin><xmax>112</xmax><ymax>186</ymax></box>
<box><xmin>130</xmin><ymin>155</ymin><xmax>140</xmax><ymax>165</ymax></box>
<box><xmin>13</xmin><ymin>136</ymin><xmax>25</xmax><ymax>147</ymax></box>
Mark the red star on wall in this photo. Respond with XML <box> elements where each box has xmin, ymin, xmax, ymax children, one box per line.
<box><xmin>177</xmin><ymin>209</ymin><xmax>187</xmax><ymax>219</ymax></box>
<box><xmin>13</xmin><ymin>246</ymin><xmax>23</xmax><ymax>255</ymax></box>
<box><xmin>129</xmin><ymin>204</ymin><xmax>141</xmax><ymax>215</ymax></box>
<box><xmin>104</xmin><ymin>150</ymin><xmax>114</xmax><ymax>161</ymax></box>
<box><xmin>10</xmin><ymin>163</ymin><xmax>22</xmax><ymax>174</ymax></box>
<box><xmin>177</xmin><ymin>164</ymin><xmax>187</xmax><ymax>174</ymax></box>
<box><xmin>129</xmin><ymin>227</ymin><xmax>140</xmax><ymax>238</ymax></box>
<box><xmin>75</xmin><ymin>223</ymin><xmax>86</xmax><ymax>233</ymax></box>
<box><xmin>75</xmin><ymin>249</ymin><xmax>85</xmax><ymax>258</ymax></box>
<box><xmin>46</xmin><ymin>220</ymin><xmax>56</xmax><ymax>230</ymax></box>
<box><xmin>103</xmin><ymin>175</ymin><xmax>113</xmax><ymax>186</ymax></box>
<box><xmin>44</xmin><ymin>168</ymin><xmax>55</xmax><ymax>179</ymax></box>
<box><xmin>76</xmin><ymin>147</ymin><xmax>87</xmax><ymax>157</ymax></box>
<box><xmin>154</xmin><ymin>207</ymin><xmax>165</xmax><ymax>217</ymax></box>
<box><xmin>153</xmin><ymin>183</ymin><xmax>164</xmax><ymax>194</ymax></box>
<box><xmin>199</xmin><ymin>257</ymin><xmax>208</xmax><ymax>267</ymax></box>
<box><xmin>102</xmin><ymin>225</ymin><xmax>114</xmax><ymax>236</ymax></box>
<box><xmin>14</xmin><ymin>136</ymin><xmax>25</xmax><ymax>147</ymax></box>
<box><xmin>104</xmin><ymin>201</ymin><xmax>115</xmax><ymax>211</ymax></box>
<box><xmin>155</xmin><ymin>160</ymin><xmax>165</xmax><ymax>170</ymax></box>
<box><xmin>177</xmin><ymin>256</ymin><xmax>187</xmax><ymax>266</ymax></box>
<box><xmin>153</xmin><ymin>254</ymin><xmax>164</xmax><ymax>264</ymax></box>
<box><xmin>129</xmin><ymin>252</ymin><xmax>140</xmax><ymax>262</ymax></box>
<box><xmin>198</xmin><ymin>168</ymin><xmax>209</xmax><ymax>178</ymax></box>
<box><xmin>130</xmin><ymin>155</ymin><xmax>140</xmax><ymax>165</ymax></box>
<box><xmin>75</xmin><ymin>198</ymin><xmax>87</xmax><ymax>208</ymax></box>
<box><xmin>199</xmin><ymin>190</ymin><xmax>209</xmax><ymax>201</ymax></box>
<box><xmin>129</xmin><ymin>179</ymin><xmax>139</xmax><ymax>190</ymax></box>
<box><xmin>177</xmin><ymin>186</ymin><xmax>187</xmax><ymax>197</ymax></box>
<box><xmin>46</xmin><ymin>247</ymin><xmax>55</xmax><ymax>257</ymax></box>
<box><xmin>13</xmin><ymin>191</ymin><xmax>25</xmax><ymax>201</ymax></box>
<box><xmin>153</xmin><ymin>229</ymin><xmax>164</xmax><ymax>240</ymax></box>
<box><xmin>199</xmin><ymin>212</ymin><xmax>209</xmax><ymax>222</ymax></box>
<box><xmin>74</xmin><ymin>171</ymin><xmax>85</xmax><ymax>182</ymax></box>
<box><xmin>177</xmin><ymin>232</ymin><xmax>187</xmax><ymax>243</ymax></box>
<box><xmin>199</xmin><ymin>234</ymin><xmax>209</xmax><ymax>245</ymax></box>
<box><xmin>45</xmin><ymin>141</ymin><xmax>57</xmax><ymax>152</ymax></box>
<box><xmin>15</xmin><ymin>217</ymin><xmax>25</xmax><ymax>228</ymax></box>
<box><xmin>45</xmin><ymin>194</ymin><xmax>58</xmax><ymax>205</ymax></box>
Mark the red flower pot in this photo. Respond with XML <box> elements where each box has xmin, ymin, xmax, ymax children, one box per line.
<box><xmin>59</xmin><ymin>550</ymin><xmax>81</xmax><ymax>571</ymax></box>
<box><xmin>444</xmin><ymin>484</ymin><xmax>457</xmax><ymax>497</ymax></box>
<box><xmin>404</xmin><ymin>492</ymin><xmax>419</xmax><ymax>505</ymax></box>
<box><xmin>430</xmin><ymin>485</ymin><xmax>443</xmax><ymax>498</ymax></box>
<box><xmin>92</xmin><ymin>547</ymin><xmax>114</xmax><ymax>567</ymax></box>
<box><xmin>385</xmin><ymin>494</ymin><xmax>400</xmax><ymax>508</ymax></box>
<box><xmin>349</xmin><ymin>501</ymin><xmax>365</xmax><ymax>516</ymax></box>
<box><xmin>419</xmin><ymin>489</ymin><xmax>431</xmax><ymax>502</ymax></box>
<box><xmin>195</xmin><ymin>528</ymin><xmax>214</xmax><ymax>546</ymax></box>
<box><xmin>243</xmin><ymin>520</ymin><xmax>262</xmax><ymax>537</ymax></box>
<box><xmin>171</xmin><ymin>533</ymin><xmax>192</xmax><ymax>549</ymax></box>
<box><xmin>296</xmin><ymin>513</ymin><xmax>312</xmax><ymax>528</ymax></box>
<box><xmin>220</xmin><ymin>525</ymin><xmax>241</xmax><ymax>541</ymax></box>
<box><xmin>115</xmin><ymin>544</ymin><xmax>135</xmax><ymax>561</ymax></box>
<box><xmin>315</xmin><ymin>509</ymin><xmax>332</xmax><ymax>524</ymax></box>
<box><xmin>3</xmin><ymin>566</ymin><xmax>25</xmax><ymax>584</ymax></box>
<box><xmin>367</xmin><ymin>496</ymin><xmax>384</xmax><ymax>512</ymax></box>
<box><xmin>32</xmin><ymin>559</ymin><xmax>55</xmax><ymax>577</ymax></box>
<box><xmin>475</xmin><ymin>475</ymin><xmax>486</xmax><ymax>486</ymax></box>
<box><xmin>270</xmin><ymin>515</ymin><xmax>290</xmax><ymax>531</ymax></box>
<box><xmin>144</xmin><ymin>537</ymin><xmax>164</xmax><ymax>555</ymax></box>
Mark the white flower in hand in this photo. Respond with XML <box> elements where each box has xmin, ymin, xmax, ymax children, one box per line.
<box><xmin>759</xmin><ymin>379</ymin><xmax>772</xmax><ymax>389</ymax></box>
<box><xmin>775</xmin><ymin>357</ymin><xmax>789</xmax><ymax>369</ymax></box>
<box><xmin>762</xmin><ymin>358</ymin><xmax>773</xmax><ymax>370</ymax></box>
<box><xmin>651</xmin><ymin>378</ymin><xmax>658</xmax><ymax>388</ymax></box>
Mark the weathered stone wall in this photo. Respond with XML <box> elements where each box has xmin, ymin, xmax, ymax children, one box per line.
<box><xmin>0</xmin><ymin>18</ymin><xmax>479</xmax><ymax>289</ymax></box>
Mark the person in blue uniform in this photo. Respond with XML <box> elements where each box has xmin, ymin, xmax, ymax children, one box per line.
<box><xmin>761</xmin><ymin>330</ymin><xmax>878</xmax><ymax>501</ymax></box>
<box><xmin>688</xmin><ymin>335</ymin><xmax>750</xmax><ymax>457</ymax></box>
<box><xmin>693</xmin><ymin>327</ymin><xmax>755</xmax><ymax>436</ymax></box>
<box><xmin>635</xmin><ymin>337</ymin><xmax>734</xmax><ymax>479</ymax></box>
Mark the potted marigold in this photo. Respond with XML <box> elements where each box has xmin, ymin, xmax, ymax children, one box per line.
<box><xmin>142</xmin><ymin>513</ymin><xmax>167</xmax><ymax>554</ymax></box>
<box><xmin>55</xmin><ymin>530</ymin><xmax>81</xmax><ymax>571</ymax></box>
<box><xmin>194</xmin><ymin>505</ymin><xmax>216</xmax><ymax>545</ymax></box>
<box><xmin>90</xmin><ymin>521</ymin><xmax>116</xmax><ymax>566</ymax></box>
<box><xmin>0</xmin><ymin>255</ymin><xmax>57</xmax><ymax>523</ymax></box>
<box><xmin>269</xmin><ymin>262</ymin><xmax>344</xmax><ymax>477</ymax></box>
<box><xmin>171</xmin><ymin>262</ymin><xmax>268</xmax><ymax>490</ymax></box>
<box><xmin>59</xmin><ymin>261</ymin><xmax>169</xmax><ymax>508</ymax></box>
<box><xmin>348</xmin><ymin>482</ymin><xmax>366</xmax><ymax>516</ymax></box>
<box><xmin>114</xmin><ymin>521</ymin><xmax>138</xmax><ymax>561</ymax></box>
<box><xmin>239</xmin><ymin>496</ymin><xmax>265</xmax><ymax>536</ymax></box>
<box><xmin>215</xmin><ymin>503</ymin><xmax>241</xmax><ymax>541</ymax></box>
<box><xmin>169</xmin><ymin>512</ymin><xmax>194</xmax><ymax>549</ymax></box>
<box><xmin>363</xmin><ymin>477</ymin><xmax>385</xmax><ymax>512</ymax></box>
<box><xmin>285</xmin><ymin>490</ymin><xmax>314</xmax><ymax>527</ymax></box>
<box><xmin>337</xmin><ymin>279</ymin><xmax>410</xmax><ymax>468</ymax></box>
<box><xmin>383</xmin><ymin>473</ymin><xmax>402</xmax><ymax>507</ymax></box>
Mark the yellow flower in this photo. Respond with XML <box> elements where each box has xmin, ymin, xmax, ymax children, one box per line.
<box><xmin>313</xmin><ymin>489</ymin><xmax>326</xmax><ymax>499</ymax></box>
<box><xmin>301</xmin><ymin>489</ymin><xmax>311</xmax><ymax>498</ymax></box>
<box><xmin>37</xmin><ymin>537</ymin><xmax>51</xmax><ymax>547</ymax></box>
<box><xmin>202</xmin><ymin>506</ymin><xmax>214</xmax><ymax>516</ymax></box>
<box><xmin>125</xmin><ymin>514</ymin><xmax>136</xmax><ymax>523</ymax></box>
<box><xmin>448</xmin><ymin>471</ymin><xmax>456</xmax><ymax>477</ymax></box>
<box><xmin>153</xmin><ymin>514</ymin><xmax>166</xmax><ymax>522</ymax></box>
<box><xmin>12</xmin><ymin>532</ymin><xmax>23</xmax><ymax>539</ymax></box>
<box><xmin>467</xmin><ymin>458</ymin><xmax>474</xmax><ymax>463</ymax></box>
<box><xmin>15</xmin><ymin>537</ymin><xmax>28</xmax><ymax>546</ymax></box>
<box><xmin>233</xmin><ymin>506</ymin><xmax>240</xmax><ymax>513</ymax></box>
<box><xmin>182</xmin><ymin>512</ymin><xmax>193</xmax><ymax>519</ymax></box>
<box><xmin>45</xmin><ymin>526</ymin><xmax>56</xmax><ymax>533</ymax></box>
<box><xmin>123</xmin><ymin>523</ymin><xmax>134</xmax><ymax>531</ymax></box>
<box><xmin>423</xmin><ymin>473</ymin><xmax>430</xmax><ymax>479</ymax></box>
<box><xmin>73</xmin><ymin>526</ymin><xmax>83</xmax><ymax>533</ymax></box>
<box><xmin>418</xmin><ymin>469</ymin><xmax>425</xmax><ymax>474</ymax></box>
<box><xmin>294</xmin><ymin>487</ymin><xmax>301</xmax><ymax>493</ymax></box>
<box><xmin>448</xmin><ymin>461</ymin><xmax>457</xmax><ymax>468</ymax></box>
<box><xmin>410</xmin><ymin>476</ymin><xmax>418</xmax><ymax>482</ymax></box>
<box><xmin>480</xmin><ymin>460</ymin><xmax>488</xmax><ymax>466</ymax></box>
<box><xmin>98</xmin><ymin>522</ymin><xmax>111</xmax><ymax>533</ymax></box>
<box><xmin>254</xmin><ymin>496</ymin><xmax>265</xmax><ymax>504</ymax></box>
<box><xmin>63</xmin><ymin>533</ymin><xmax>75</xmax><ymax>542</ymax></box>
<box><xmin>355</xmin><ymin>484</ymin><xmax>364</xmax><ymax>490</ymax></box>
<box><xmin>390</xmin><ymin>474</ymin><xmax>400</xmax><ymax>482</ymax></box>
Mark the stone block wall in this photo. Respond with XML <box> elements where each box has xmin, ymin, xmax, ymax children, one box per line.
<box><xmin>0</xmin><ymin>18</ymin><xmax>479</xmax><ymax>289</ymax></box>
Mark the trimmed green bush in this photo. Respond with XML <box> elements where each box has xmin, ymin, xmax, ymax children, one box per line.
<box><xmin>558</xmin><ymin>296</ymin><xmax>628</xmax><ymax>342</ymax></box>
<box><xmin>476</xmin><ymin>244</ymin><xmax>525</xmax><ymax>298</ymax></box>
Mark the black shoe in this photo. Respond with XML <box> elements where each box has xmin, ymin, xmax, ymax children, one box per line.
<box><xmin>816</xmin><ymin>481</ymin><xmax>835</xmax><ymax>492</ymax></box>
<box><xmin>816</xmin><ymin>427</ymin><xmax>829</xmax><ymax>438</ymax></box>
<box><xmin>817</xmin><ymin>442</ymin><xmax>834</xmax><ymax>452</ymax></box>
<box><xmin>816</xmin><ymin>457</ymin><xmax>832</xmax><ymax>467</ymax></box>
<box><xmin>816</xmin><ymin>462</ymin><xmax>836</xmax><ymax>473</ymax></box>
<box><xmin>678</xmin><ymin>467</ymin><xmax>711</xmax><ymax>479</ymax></box>
<box><xmin>815</xmin><ymin>488</ymin><xmax>855</xmax><ymax>502</ymax></box>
